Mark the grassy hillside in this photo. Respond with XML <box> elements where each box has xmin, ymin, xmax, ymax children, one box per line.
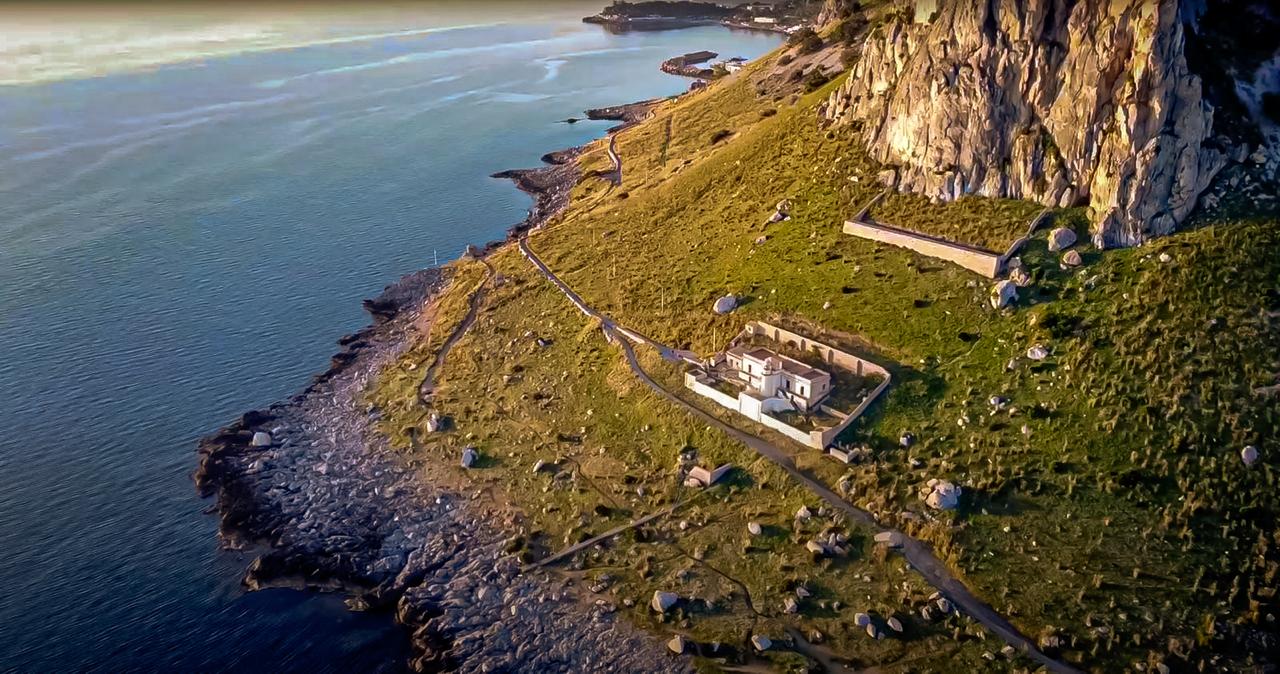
<box><xmin>368</xmin><ymin>42</ymin><xmax>1280</xmax><ymax>673</ymax></box>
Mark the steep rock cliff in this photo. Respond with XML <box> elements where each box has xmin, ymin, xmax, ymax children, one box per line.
<box><xmin>821</xmin><ymin>0</ymin><xmax>1231</xmax><ymax>248</ymax></box>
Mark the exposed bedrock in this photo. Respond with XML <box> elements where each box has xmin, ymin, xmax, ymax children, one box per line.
<box><xmin>821</xmin><ymin>0</ymin><xmax>1234</xmax><ymax>248</ymax></box>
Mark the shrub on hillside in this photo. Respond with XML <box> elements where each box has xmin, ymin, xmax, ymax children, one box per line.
<box><xmin>788</xmin><ymin>27</ymin><xmax>823</xmax><ymax>55</ymax></box>
<box><xmin>709</xmin><ymin>129</ymin><xmax>733</xmax><ymax>145</ymax></box>
<box><xmin>804</xmin><ymin>69</ymin><xmax>831</xmax><ymax>92</ymax></box>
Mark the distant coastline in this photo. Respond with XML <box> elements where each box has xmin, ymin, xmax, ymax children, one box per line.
<box><xmin>0</xmin><ymin>16</ymin><xmax>505</xmax><ymax>86</ymax></box>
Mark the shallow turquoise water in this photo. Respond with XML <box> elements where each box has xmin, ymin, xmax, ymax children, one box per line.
<box><xmin>0</xmin><ymin>14</ymin><xmax>779</xmax><ymax>671</ymax></box>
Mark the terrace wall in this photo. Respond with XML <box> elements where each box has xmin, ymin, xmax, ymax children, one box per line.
<box><xmin>843</xmin><ymin>219</ymin><xmax>1002</xmax><ymax>277</ymax></box>
<box><xmin>843</xmin><ymin>191</ymin><xmax>1052</xmax><ymax>279</ymax></box>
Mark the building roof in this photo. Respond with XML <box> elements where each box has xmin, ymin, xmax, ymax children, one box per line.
<box><xmin>727</xmin><ymin>345</ymin><xmax>828</xmax><ymax>381</ymax></box>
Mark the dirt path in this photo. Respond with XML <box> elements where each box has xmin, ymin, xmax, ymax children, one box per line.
<box><xmin>604</xmin><ymin>134</ymin><xmax>622</xmax><ymax>186</ymax></box>
<box><xmin>523</xmin><ymin>496</ymin><xmax>695</xmax><ymax>572</ymax></box>
<box><xmin>518</xmin><ymin>232</ymin><xmax>1081</xmax><ymax>674</ymax></box>
<box><xmin>419</xmin><ymin>259</ymin><xmax>493</xmax><ymax>403</ymax></box>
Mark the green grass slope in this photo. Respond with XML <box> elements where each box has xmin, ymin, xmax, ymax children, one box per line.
<box><xmin>369</xmin><ymin>43</ymin><xmax>1280</xmax><ymax>673</ymax></box>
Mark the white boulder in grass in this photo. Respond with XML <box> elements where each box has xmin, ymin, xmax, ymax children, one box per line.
<box><xmin>922</xmin><ymin>479</ymin><xmax>962</xmax><ymax>510</ymax></box>
<box><xmin>1062</xmin><ymin>250</ymin><xmax>1083</xmax><ymax>267</ymax></box>
<box><xmin>250</xmin><ymin>431</ymin><xmax>272</xmax><ymax>447</ymax></box>
<box><xmin>1047</xmin><ymin>227</ymin><xmax>1077</xmax><ymax>252</ymax></box>
<box><xmin>651</xmin><ymin>591</ymin><xmax>679</xmax><ymax>613</ymax></box>
<box><xmin>751</xmin><ymin>634</ymin><xmax>772</xmax><ymax>651</ymax></box>
<box><xmin>747</xmin><ymin>521</ymin><xmax>763</xmax><ymax>536</ymax></box>
<box><xmin>1241</xmin><ymin>445</ymin><xmax>1259</xmax><ymax>466</ymax></box>
<box><xmin>990</xmin><ymin>280</ymin><xmax>1018</xmax><ymax>309</ymax></box>
<box><xmin>713</xmin><ymin>295</ymin><xmax>738</xmax><ymax>314</ymax></box>
<box><xmin>1026</xmin><ymin>344</ymin><xmax>1049</xmax><ymax>360</ymax></box>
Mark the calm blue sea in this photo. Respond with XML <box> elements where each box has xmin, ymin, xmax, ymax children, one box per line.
<box><xmin>0</xmin><ymin>11</ymin><xmax>779</xmax><ymax>671</ymax></box>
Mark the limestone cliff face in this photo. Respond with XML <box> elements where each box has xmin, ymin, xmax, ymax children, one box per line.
<box><xmin>821</xmin><ymin>0</ymin><xmax>1230</xmax><ymax>248</ymax></box>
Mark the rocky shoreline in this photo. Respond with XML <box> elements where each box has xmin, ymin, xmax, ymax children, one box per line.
<box><xmin>490</xmin><ymin>147</ymin><xmax>582</xmax><ymax>241</ymax></box>
<box><xmin>195</xmin><ymin>129</ymin><xmax>690</xmax><ymax>671</ymax></box>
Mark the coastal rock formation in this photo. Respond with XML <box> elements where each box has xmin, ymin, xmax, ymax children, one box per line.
<box><xmin>196</xmin><ymin>151</ymin><xmax>687</xmax><ymax>672</ymax></box>
<box><xmin>820</xmin><ymin>0</ymin><xmax>1232</xmax><ymax>247</ymax></box>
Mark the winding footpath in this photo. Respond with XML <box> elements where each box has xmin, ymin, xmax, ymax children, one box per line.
<box><xmin>518</xmin><ymin>231</ymin><xmax>1080</xmax><ymax>674</ymax></box>
<box><xmin>419</xmin><ymin>259</ymin><xmax>494</xmax><ymax>403</ymax></box>
<box><xmin>604</xmin><ymin>134</ymin><xmax>623</xmax><ymax>185</ymax></box>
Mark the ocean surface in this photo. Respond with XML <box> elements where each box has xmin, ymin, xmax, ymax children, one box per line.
<box><xmin>0</xmin><ymin>9</ymin><xmax>780</xmax><ymax>671</ymax></box>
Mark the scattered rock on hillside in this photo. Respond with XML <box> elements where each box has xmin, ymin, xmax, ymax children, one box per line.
<box><xmin>1242</xmin><ymin>445</ymin><xmax>1260</xmax><ymax>466</ymax></box>
<box><xmin>899</xmin><ymin>432</ymin><xmax>915</xmax><ymax>448</ymax></box>
<box><xmin>854</xmin><ymin>612</ymin><xmax>871</xmax><ymax>626</ymax></box>
<box><xmin>748</xmin><ymin>521</ymin><xmax>763</xmax><ymax>536</ymax></box>
<box><xmin>991</xmin><ymin>280</ymin><xmax>1018</xmax><ymax>309</ymax></box>
<box><xmin>250</xmin><ymin>431</ymin><xmax>273</xmax><ymax>447</ymax></box>
<box><xmin>460</xmin><ymin>447</ymin><xmax>478</xmax><ymax>468</ymax></box>
<box><xmin>795</xmin><ymin>505</ymin><xmax>813</xmax><ymax>521</ymax></box>
<box><xmin>887</xmin><ymin>617</ymin><xmax>904</xmax><ymax>633</ymax></box>
<box><xmin>874</xmin><ymin>530</ymin><xmax>904</xmax><ymax>548</ymax></box>
<box><xmin>651</xmin><ymin>591</ymin><xmax>679</xmax><ymax>613</ymax></box>
<box><xmin>666</xmin><ymin>635</ymin><xmax>686</xmax><ymax>654</ymax></box>
<box><xmin>1062</xmin><ymin>250</ymin><xmax>1083</xmax><ymax>267</ymax></box>
<box><xmin>921</xmin><ymin>479</ymin><xmax>961</xmax><ymax>510</ymax></box>
<box><xmin>751</xmin><ymin>634</ymin><xmax>772</xmax><ymax>652</ymax></box>
<box><xmin>1048</xmin><ymin>227</ymin><xmax>1077</xmax><ymax>252</ymax></box>
<box><xmin>1010</xmin><ymin>266</ymin><xmax>1032</xmax><ymax>287</ymax></box>
<box><xmin>1026</xmin><ymin>345</ymin><xmax>1049</xmax><ymax>360</ymax></box>
<box><xmin>713</xmin><ymin>295</ymin><xmax>738</xmax><ymax>314</ymax></box>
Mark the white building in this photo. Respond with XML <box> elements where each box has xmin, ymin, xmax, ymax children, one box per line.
<box><xmin>725</xmin><ymin>346</ymin><xmax>832</xmax><ymax>411</ymax></box>
<box><xmin>753</xmin><ymin>16</ymin><xmax>777</xmax><ymax>24</ymax></box>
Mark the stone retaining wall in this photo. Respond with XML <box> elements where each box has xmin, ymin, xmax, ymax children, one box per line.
<box><xmin>843</xmin><ymin>219</ymin><xmax>1002</xmax><ymax>277</ymax></box>
<box><xmin>843</xmin><ymin>191</ymin><xmax>1052</xmax><ymax>279</ymax></box>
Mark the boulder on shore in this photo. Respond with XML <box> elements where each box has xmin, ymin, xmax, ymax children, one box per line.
<box><xmin>250</xmin><ymin>431</ymin><xmax>272</xmax><ymax>447</ymax></box>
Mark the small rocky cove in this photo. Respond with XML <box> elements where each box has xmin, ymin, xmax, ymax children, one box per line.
<box><xmin>194</xmin><ymin>149</ymin><xmax>690</xmax><ymax>672</ymax></box>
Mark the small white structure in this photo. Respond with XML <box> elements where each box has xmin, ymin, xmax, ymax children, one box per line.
<box><xmin>725</xmin><ymin>346</ymin><xmax>832</xmax><ymax>411</ymax></box>
<box><xmin>683</xmin><ymin>321</ymin><xmax>892</xmax><ymax>449</ymax></box>
<box><xmin>753</xmin><ymin>16</ymin><xmax>777</xmax><ymax>24</ymax></box>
